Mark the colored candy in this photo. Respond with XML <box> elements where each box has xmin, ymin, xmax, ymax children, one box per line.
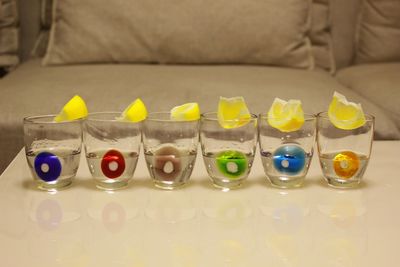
<box><xmin>216</xmin><ymin>150</ymin><xmax>248</xmax><ymax>179</ymax></box>
<box><xmin>333</xmin><ymin>151</ymin><xmax>360</xmax><ymax>179</ymax></box>
<box><xmin>101</xmin><ymin>149</ymin><xmax>126</xmax><ymax>179</ymax></box>
<box><xmin>273</xmin><ymin>145</ymin><xmax>306</xmax><ymax>175</ymax></box>
<box><xmin>154</xmin><ymin>145</ymin><xmax>182</xmax><ymax>181</ymax></box>
<box><xmin>34</xmin><ymin>152</ymin><xmax>62</xmax><ymax>182</ymax></box>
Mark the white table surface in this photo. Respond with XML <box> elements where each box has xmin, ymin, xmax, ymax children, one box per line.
<box><xmin>0</xmin><ymin>141</ymin><xmax>399</xmax><ymax>267</ymax></box>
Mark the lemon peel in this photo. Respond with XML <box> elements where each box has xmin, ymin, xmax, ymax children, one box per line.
<box><xmin>120</xmin><ymin>98</ymin><xmax>148</xmax><ymax>122</ymax></box>
<box><xmin>170</xmin><ymin>102</ymin><xmax>200</xmax><ymax>121</ymax></box>
<box><xmin>267</xmin><ymin>98</ymin><xmax>305</xmax><ymax>132</ymax></box>
<box><xmin>328</xmin><ymin>92</ymin><xmax>366</xmax><ymax>130</ymax></box>
<box><xmin>218</xmin><ymin>96</ymin><xmax>251</xmax><ymax>129</ymax></box>
<box><xmin>54</xmin><ymin>95</ymin><xmax>88</xmax><ymax>122</ymax></box>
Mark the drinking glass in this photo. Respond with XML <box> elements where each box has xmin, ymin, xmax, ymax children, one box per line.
<box><xmin>200</xmin><ymin>112</ymin><xmax>258</xmax><ymax>189</ymax></box>
<box><xmin>83</xmin><ymin>112</ymin><xmax>141</xmax><ymax>190</ymax></box>
<box><xmin>142</xmin><ymin>112</ymin><xmax>199</xmax><ymax>189</ymax></box>
<box><xmin>317</xmin><ymin>112</ymin><xmax>374</xmax><ymax>188</ymax></box>
<box><xmin>258</xmin><ymin>114</ymin><xmax>316</xmax><ymax>188</ymax></box>
<box><xmin>23</xmin><ymin>115</ymin><xmax>83</xmax><ymax>191</ymax></box>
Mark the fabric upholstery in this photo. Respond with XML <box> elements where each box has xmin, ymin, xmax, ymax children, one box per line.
<box><xmin>310</xmin><ymin>0</ymin><xmax>335</xmax><ymax>72</ymax></box>
<box><xmin>17</xmin><ymin>0</ymin><xmax>41</xmax><ymax>61</ymax></box>
<box><xmin>43</xmin><ymin>0</ymin><xmax>313</xmax><ymax>68</ymax></box>
<box><xmin>337</xmin><ymin>63</ymin><xmax>400</xmax><ymax>128</ymax></box>
<box><xmin>330</xmin><ymin>0</ymin><xmax>362</xmax><ymax>69</ymax></box>
<box><xmin>31</xmin><ymin>0</ymin><xmax>51</xmax><ymax>58</ymax></box>
<box><xmin>0</xmin><ymin>0</ymin><xmax>19</xmax><ymax>68</ymax></box>
<box><xmin>1</xmin><ymin>59</ymin><xmax>399</xmax><ymax>173</ymax></box>
<box><xmin>355</xmin><ymin>0</ymin><xmax>400</xmax><ymax>64</ymax></box>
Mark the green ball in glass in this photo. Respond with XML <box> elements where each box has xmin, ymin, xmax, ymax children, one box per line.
<box><xmin>216</xmin><ymin>150</ymin><xmax>248</xmax><ymax>179</ymax></box>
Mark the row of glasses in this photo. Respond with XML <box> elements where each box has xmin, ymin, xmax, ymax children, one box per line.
<box><xmin>23</xmin><ymin>111</ymin><xmax>374</xmax><ymax>191</ymax></box>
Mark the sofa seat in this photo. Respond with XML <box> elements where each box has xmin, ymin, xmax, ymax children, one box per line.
<box><xmin>0</xmin><ymin>59</ymin><xmax>399</xmax><ymax>173</ymax></box>
<box><xmin>337</xmin><ymin>63</ymin><xmax>400</xmax><ymax>129</ymax></box>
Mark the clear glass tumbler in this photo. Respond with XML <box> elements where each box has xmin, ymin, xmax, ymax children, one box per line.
<box><xmin>142</xmin><ymin>112</ymin><xmax>199</xmax><ymax>189</ymax></box>
<box><xmin>23</xmin><ymin>115</ymin><xmax>83</xmax><ymax>191</ymax></box>
<box><xmin>200</xmin><ymin>112</ymin><xmax>258</xmax><ymax>189</ymax></box>
<box><xmin>83</xmin><ymin>112</ymin><xmax>141</xmax><ymax>190</ymax></box>
<box><xmin>258</xmin><ymin>114</ymin><xmax>316</xmax><ymax>188</ymax></box>
<box><xmin>317</xmin><ymin>112</ymin><xmax>374</xmax><ymax>188</ymax></box>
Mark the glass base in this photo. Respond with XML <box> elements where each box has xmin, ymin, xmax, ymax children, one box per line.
<box><xmin>95</xmin><ymin>180</ymin><xmax>128</xmax><ymax>191</ymax></box>
<box><xmin>153</xmin><ymin>180</ymin><xmax>187</xmax><ymax>190</ymax></box>
<box><xmin>325</xmin><ymin>176</ymin><xmax>361</xmax><ymax>189</ymax></box>
<box><xmin>268</xmin><ymin>176</ymin><xmax>304</xmax><ymax>189</ymax></box>
<box><xmin>211</xmin><ymin>178</ymin><xmax>243</xmax><ymax>190</ymax></box>
<box><xmin>37</xmin><ymin>179</ymin><xmax>72</xmax><ymax>191</ymax></box>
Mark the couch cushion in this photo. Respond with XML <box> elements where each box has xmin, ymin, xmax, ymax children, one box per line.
<box><xmin>330</xmin><ymin>0</ymin><xmax>362</xmax><ymax>69</ymax></box>
<box><xmin>36</xmin><ymin>0</ymin><xmax>334</xmax><ymax>71</ymax></box>
<box><xmin>337</xmin><ymin>63</ymin><xmax>400</xmax><ymax>128</ymax></box>
<box><xmin>0</xmin><ymin>0</ymin><xmax>19</xmax><ymax>68</ymax></box>
<box><xmin>1</xmin><ymin>59</ymin><xmax>399</xmax><ymax>173</ymax></box>
<box><xmin>17</xmin><ymin>0</ymin><xmax>41</xmax><ymax>61</ymax></box>
<box><xmin>43</xmin><ymin>0</ymin><xmax>313</xmax><ymax>69</ymax></box>
<box><xmin>355</xmin><ymin>0</ymin><xmax>400</xmax><ymax>64</ymax></box>
<box><xmin>310</xmin><ymin>0</ymin><xmax>335</xmax><ymax>72</ymax></box>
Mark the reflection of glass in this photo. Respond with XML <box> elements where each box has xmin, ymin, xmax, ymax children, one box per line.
<box><xmin>86</xmin><ymin>191</ymin><xmax>145</xmax><ymax>266</ymax></box>
<box><xmin>257</xmin><ymin>190</ymin><xmax>310</xmax><ymax>266</ymax></box>
<box><xmin>28</xmin><ymin>236</ymin><xmax>88</xmax><ymax>267</ymax></box>
<box><xmin>143</xmin><ymin>112</ymin><xmax>199</xmax><ymax>189</ymax></box>
<box><xmin>200</xmin><ymin>193</ymin><xmax>255</xmax><ymax>266</ymax></box>
<box><xmin>27</xmin><ymin>192</ymin><xmax>87</xmax><ymax>267</ymax></box>
<box><xmin>200</xmin><ymin>112</ymin><xmax>258</xmax><ymax>190</ymax></box>
<box><xmin>87</xmin><ymin>192</ymin><xmax>141</xmax><ymax>233</ymax></box>
<box><xmin>258</xmin><ymin>114</ymin><xmax>316</xmax><ymax>188</ymax></box>
<box><xmin>29</xmin><ymin>192</ymin><xmax>81</xmax><ymax>231</ymax></box>
<box><xmin>317</xmin><ymin>112</ymin><xmax>374</xmax><ymax>188</ymax></box>
<box><xmin>83</xmin><ymin>112</ymin><xmax>141</xmax><ymax>190</ymax></box>
<box><xmin>145</xmin><ymin>191</ymin><xmax>196</xmax><ymax>223</ymax></box>
<box><xmin>144</xmin><ymin>191</ymin><xmax>199</xmax><ymax>266</ymax></box>
<box><xmin>313</xmin><ymin>190</ymin><xmax>367</xmax><ymax>266</ymax></box>
<box><xmin>23</xmin><ymin>115</ymin><xmax>82</xmax><ymax>191</ymax></box>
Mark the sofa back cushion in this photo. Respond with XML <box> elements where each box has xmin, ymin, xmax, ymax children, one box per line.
<box><xmin>43</xmin><ymin>0</ymin><xmax>314</xmax><ymax>69</ymax></box>
<box><xmin>355</xmin><ymin>0</ymin><xmax>400</xmax><ymax>64</ymax></box>
<box><xmin>310</xmin><ymin>0</ymin><xmax>335</xmax><ymax>72</ymax></box>
<box><xmin>329</xmin><ymin>0</ymin><xmax>362</xmax><ymax>69</ymax></box>
<box><xmin>0</xmin><ymin>0</ymin><xmax>19</xmax><ymax>68</ymax></box>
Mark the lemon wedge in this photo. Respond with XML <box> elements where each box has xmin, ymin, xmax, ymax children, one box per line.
<box><xmin>267</xmin><ymin>98</ymin><xmax>305</xmax><ymax>132</ymax></box>
<box><xmin>54</xmin><ymin>95</ymin><xmax>88</xmax><ymax>122</ymax></box>
<box><xmin>328</xmin><ymin>92</ymin><xmax>366</xmax><ymax>130</ymax></box>
<box><xmin>120</xmin><ymin>98</ymin><xmax>148</xmax><ymax>122</ymax></box>
<box><xmin>218</xmin><ymin>96</ymin><xmax>251</xmax><ymax>129</ymax></box>
<box><xmin>170</xmin><ymin>102</ymin><xmax>200</xmax><ymax>121</ymax></box>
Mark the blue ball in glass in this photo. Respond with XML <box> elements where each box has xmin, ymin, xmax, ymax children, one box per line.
<box><xmin>273</xmin><ymin>145</ymin><xmax>306</xmax><ymax>175</ymax></box>
<box><xmin>34</xmin><ymin>152</ymin><xmax>62</xmax><ymax>182</ymax></box>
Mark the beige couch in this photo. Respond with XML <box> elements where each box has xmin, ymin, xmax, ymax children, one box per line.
<box><xmin>0</xmin><ymin>0</ymin><xmax>399</xmax><ymax>173</ymax></box>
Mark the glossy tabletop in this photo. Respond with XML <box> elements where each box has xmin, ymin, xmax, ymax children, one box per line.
<box><xmin>0</xmin><ymin>141</ymin><xmax>399</xmax><ymax>267</ymax></box>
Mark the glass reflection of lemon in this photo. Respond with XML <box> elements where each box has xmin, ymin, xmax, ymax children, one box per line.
<box><xmin>266</xmin><ymin>234</ymin><xmax>299</xmax><ymax>265</ymax></box>
<box><xmin>172</xmin><ymin>244</ymin><xmax>199</xmax><ymax>267</ymax></box>
<box><xmin>216</xmin><ymin>200</ymin><xmax>247</xmax><ymax>225</ymax></box>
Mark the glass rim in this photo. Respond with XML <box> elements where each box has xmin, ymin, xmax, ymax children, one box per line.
<box><xmin>146</xmin><ymin>111</ymin><xmax>199</xmax><ymax>122</ymax></box>
<box><xmin>200</xmin><ymin>112</ymin><xmax>258</xmax><ymax>122</ymax></box>
<box><xmin>23</xmin><ymin>114</ymin><xmax>85</xmax><ymax>124</ymax></box>
<box><xmin>86</xmin><ymin>111</ymin><xmax>136</xmax><ymax>123</ymax></box>
<box><xmin>259</xmin><ymin>113</ymin><xmax>316</xmax><ymax>121</ymax></box>
<box><xmin>317</xmin><ymin>111</ymin><xmax>375</xmax><ymax>122</ymax></box>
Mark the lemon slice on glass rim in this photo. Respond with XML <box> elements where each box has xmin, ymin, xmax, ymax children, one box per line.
<box><xmin>218</xmin><ymin>96</ymin><xmax>251</xmax><ymax>129</ymax></box>
<box><xmin>170</xmin><ymin>102</ymin><xmax>200</xmax><ymax>121</ymax></box>
<box><xmin>328</xmin><ymin>92</ymin><xmax>366</xmax><ymax>130</ymax></box>
<box><xmin>267</xmin><ymin>98</ymin><xmax>305</xmax><ymax>132</ymax></box>
<box><xmin>54</xmin><ymin>95</ymin><xmax>88</xmax><ymax>122</ymax></box>
<box><xmin>119</xmin><ymin>98</ymin><xmax>148</xmax><ymax>122</ymax></box>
